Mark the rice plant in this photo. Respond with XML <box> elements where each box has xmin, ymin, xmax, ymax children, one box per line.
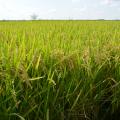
<box><xmin>0</xmin><ymin>20</ymin><xmax>120</xmax><ymax>120</ymax></box>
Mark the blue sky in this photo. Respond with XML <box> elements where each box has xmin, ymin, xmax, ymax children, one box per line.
<box><xmin>0</xmin><ymin>0</ymin><xmax>120</xmax><ymax>20</ymax></box>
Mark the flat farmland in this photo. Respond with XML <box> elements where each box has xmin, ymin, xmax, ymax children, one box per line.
<box><xmin>0</xmin><ymin>20</ymin><xmax>120</xmax><ymax>120</ymax></box>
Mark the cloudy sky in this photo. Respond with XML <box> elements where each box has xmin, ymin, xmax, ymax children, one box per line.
<box><xmin>0</xmin><ymin>0</ymin><xmax>120</xmax><ymax>20</ymax></box>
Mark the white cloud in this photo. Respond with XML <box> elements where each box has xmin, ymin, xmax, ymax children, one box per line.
<box><xmin>79</xmin><ymin>7</ymin><xmax>87</xmax><ymax>12</ymax></box>
<box><xmin>72</xmin><ymin>0</ymin><xmax>80</xmax><ymax>3</ymax></box>
<box><xmin>101</xmin><ymin>0</ymin><xmax>120</xmax><ymax>5</ymax></box>
<box><xmin>74</xmin><ymin>6</ymin><xmax>87</xmax><ymax>12</ymax></box>
<box><xmin>37</xmin><ymin>8</ymin><xmax>57</xmax><ymax>19</ymax></box>
<box><xmin>103</xmin><ymin>0</ymin><xmax>112</xmax><ymax>5</ymax></box>
<box><xmin>48</xmin><ymin>9</ymin><xmax>56</xmax><ymax>13</ymax></box>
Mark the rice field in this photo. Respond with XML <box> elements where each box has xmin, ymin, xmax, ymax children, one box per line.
<box><xmin>0</xmin><ymin>20</ymin><xmax>120</xmax><ymax>120</ymax></box>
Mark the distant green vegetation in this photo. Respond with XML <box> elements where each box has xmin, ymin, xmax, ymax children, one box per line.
<box><xmin>0</xmin><ymin>20</ymin><xmax>120</xmax><ymax>120</ymax></box>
